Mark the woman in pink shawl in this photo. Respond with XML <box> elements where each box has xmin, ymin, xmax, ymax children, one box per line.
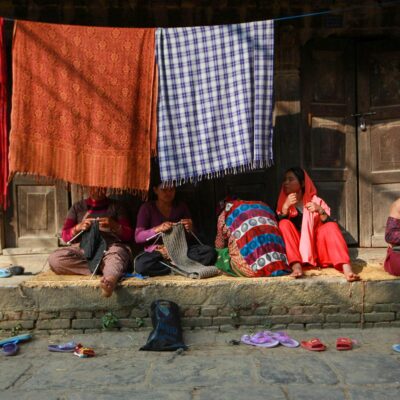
<box><xmin>276</xmin><ymin>167</ymin><xmax>359</xmax><ymax>281</ymax></box>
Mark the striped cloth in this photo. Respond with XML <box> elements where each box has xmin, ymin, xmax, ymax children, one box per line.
<box><xmin>156</xmin><ymin>20</ymin><xmax>275</xmax><ymax>185</ymax></box>
<box><xmin>224</xmin><ymin>200</ymin><xmax>288</xmax><ymax>276</ymax></box>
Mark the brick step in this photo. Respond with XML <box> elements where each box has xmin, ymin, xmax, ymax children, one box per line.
<box><xmin>1</xmin><ymin>264</ymin><xmax>399</xmax><ymax>333</ymax></box>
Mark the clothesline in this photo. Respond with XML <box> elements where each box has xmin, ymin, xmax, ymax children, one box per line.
<box><xmin>0</xmin><ymin>0</ymin><xmax>399</xmax><ymax>27</ymax></box>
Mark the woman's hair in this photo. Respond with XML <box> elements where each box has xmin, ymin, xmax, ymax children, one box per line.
<box><xmin>285</xmin><ymin>167</ymin><xmax>305</xmax><ymax>192</ymax></box>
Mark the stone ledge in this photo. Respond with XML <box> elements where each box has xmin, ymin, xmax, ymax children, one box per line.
<box><xmin>0</xmin><ymin>275</ymin><xmax>399</xmax><ymax>332</ymax></box>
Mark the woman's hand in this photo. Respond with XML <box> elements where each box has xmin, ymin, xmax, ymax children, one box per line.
<box><xmin>180</xmin><ymin>218</ymin><xmax>193</xmax><ymax>232</ymax></box>
<box><xmin>305</xmin><ymin>202</ymin><xmax>325</xmax><ymax>215</ymax></box>
<box><xmin>154</xmin><ymin>221</ymin><xmax>174</xmax><ymax>233</ymax></box>
<box><xmin>74</xmin><ymin>218</ymin><xmax>93</xmax><ymax>234</ymax></box>
<box><xmin>155</xmin><ymin>245</ymin><xmax>170</xmax><ymax>260</ymax></box>
<box><xmin>99</xmin><ymin>217</ymin><xmax>121</xmax><ymax>233</ymax></box>
<box><xmin>282</xmin><ymin>193</ymin><xmax>297</xmax><ymax>215</ymax></box>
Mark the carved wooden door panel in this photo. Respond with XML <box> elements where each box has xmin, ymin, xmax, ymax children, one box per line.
<box><xmin>358</xmin><ymin>40</ymin><xmax>400</xmax><ymax>247</ymax></box>
<box><xmin>4</xmin><ymin>175</ymin><xmax>69</xmax><ymax>248</ymax></box>
<box><xmin>302</xmin><ymin>39</ymin><xmax>358</xmax><ymax>244</ymax></box>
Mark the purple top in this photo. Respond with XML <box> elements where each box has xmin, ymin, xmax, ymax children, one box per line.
<box><xmin>135</xmin><ymin>201</ymin><xmax>191</xmax><ymax>251</ymax></box>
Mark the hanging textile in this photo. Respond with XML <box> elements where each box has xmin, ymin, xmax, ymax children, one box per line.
<box><xmin>156</xmin><ymin>20</ymin><xmax>275</xmax><ymax>185</ymax></box>
<box><xmin>0</xmin><ymin>18</ymin><xmax>8</xmax><ymax>209</ymax></box>
<box><xmin>9</xmin><ymin>21</ymin><xmax>157</xmax><ymax>195</ymax></box>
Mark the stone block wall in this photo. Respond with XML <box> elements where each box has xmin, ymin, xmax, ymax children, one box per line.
<box><xmin>1</xmin><ymin>301</ymin><xmax>400</xmax><ymax>334</ymax></box>
<box><xmin>1</xmin><ymin>279</ymin><xmax>400</xmax><ymax>334</ymax></box>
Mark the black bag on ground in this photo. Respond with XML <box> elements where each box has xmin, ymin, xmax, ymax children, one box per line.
<box><xmin>140</xmin><ymin>300</ymin><xmax>187</xmax><ymax>352</ymax></box>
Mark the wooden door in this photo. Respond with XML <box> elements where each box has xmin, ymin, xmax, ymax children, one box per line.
<box><xmin>302</xmin><ymin>39</ymin><xmax>358</xmax><ymax>244</ymax></box>
<box><xmin>358</xmin><ymin>40</ymin><xmax>400</xmax><ymax>247</ymax></box>
<box><xmin>4</xmin><ymin>175</ymin><xmax>69</xmax><ymax>248</ymax></box>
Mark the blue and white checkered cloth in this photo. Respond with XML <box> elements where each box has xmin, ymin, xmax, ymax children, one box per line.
<box><xmin>156</xmin><ymin>20</ymin><xmax>275</xmax><ymax>185</ymax></box>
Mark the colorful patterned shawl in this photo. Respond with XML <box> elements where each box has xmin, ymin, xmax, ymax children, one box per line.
<box><xmin>224</xmin><ymin>200</ymin><xmax>288</xmax><ymax>276</ymax></box>
<box><xmin>9</xmin><ymin>21</ymin><xmax>157</xmax><ymax>195</ymax></box>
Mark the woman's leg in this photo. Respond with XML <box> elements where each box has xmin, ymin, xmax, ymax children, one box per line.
<box><xmin>187</xmin><ymin>244</ymin><xmax>217</xmax><ymax>265</ymax></box>
<box><xmin>278</xmin><ymin>219</ymin><xmax>302</xmax><ymax>277</ymax></box>
<box><xmin>316</xmin><ymin>222</ymin><xmax>359</xmax><ymax>282</ymax></box>
<box><xmin>134</xmin><ymin>251</ymin><xmax>170</xmax><ymax>276</ymax></box>
<box><xmin>48</xmin><ymin>247</ymin><xmax>90</xmax><ymax>275</ymax></box>
<box><xmin>100</xmin><ymin>244</ymin><xmax>131</xmax><ymax>297</ymax></box>
<box><xmin>384</xmin><ymin>247</ymin><xmax>400</xmax><ymax>276</ymax></box>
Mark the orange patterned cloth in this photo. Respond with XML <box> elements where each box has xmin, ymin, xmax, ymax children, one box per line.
<box><xmin>9</xmin><ymin>21</ymin><xmax>157</xmax><ymax>195</ymax></box>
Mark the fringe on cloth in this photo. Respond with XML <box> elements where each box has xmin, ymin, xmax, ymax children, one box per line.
<box><xmin>160</xmin><ymin>159</ymin><xmax>274</xmax><ymax>188</ymax></box>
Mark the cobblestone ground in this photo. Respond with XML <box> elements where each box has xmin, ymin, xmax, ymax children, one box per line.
<box><xmin>0</xmin><ymin>328</ymin><xmax>399</xmax><ymax>399</ymax></box>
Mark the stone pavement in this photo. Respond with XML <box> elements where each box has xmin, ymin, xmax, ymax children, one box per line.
<box><xmin>1</xmin><ymin>327</ymin><xmax>399</xmax><ymax>399</ymax></box>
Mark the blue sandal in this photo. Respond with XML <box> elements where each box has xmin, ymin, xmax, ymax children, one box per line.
<box><xmin>0</xmin><ymin>268</ymin><xmax>11</xmax><ymax>278</ymax></box>
<box><xmin>2</xmin><ymin>342</ymin><xmax>19</xmax><ymax>356</ymax></box>
<box><xmin>0</xmin><ymin>333</ymin><xmax>32</xmax><ymax>347</ymax></box>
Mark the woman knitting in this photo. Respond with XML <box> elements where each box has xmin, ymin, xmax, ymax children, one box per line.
<box><xmin>134</xmin><ymin>181</ymin><xmax>216</xmax><ymax>275</ymax></box>
<box><xmin>48</xmin><ymin>188</ymin><xmax>134</xmax><ymax>297</ymax></box>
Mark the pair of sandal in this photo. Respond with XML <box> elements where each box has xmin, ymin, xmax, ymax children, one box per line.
<box><xmin>301</xmin><ymin>337</ymin><xmax>354</xmax><ymax>351</ymax></box>
<box><xmin>241</xmin><ymin>331</ymin><xmax>299</xmax><ymax>348</ymax></box>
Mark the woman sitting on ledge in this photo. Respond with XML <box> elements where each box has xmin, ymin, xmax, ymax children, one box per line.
<box><xmin>276</xmin><ymin>167</ymin><xmax>359</xmax><ymax>282</ymax></box>
<box><xmin>134</xmin><ymin>182</ymin><xmax>216</xmax><ymax>276</ymax></box>
<box><xmin>215</xmin><ymin>197</ymin><xmax>290</xmax><ymax>277</ymax></box>
<box><xmin>48</xmin><ymin>188</ymin><xmax>134</xmax><ymax>297</ymax></box>
<box><xmin>384</xmin><ymin>198</ymin><xmax>400</xmax><ymax>276</ymax></box>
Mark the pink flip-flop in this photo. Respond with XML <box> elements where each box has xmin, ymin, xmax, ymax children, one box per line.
<box><xmin>267</xmin><ymin>331</ymin><xmax>300</xmax><ymax>348</ymax></box>
<box><xmin>241</xmin><ymin>332</ymin><xmax>280</xmax><ymax>348</ymax></box>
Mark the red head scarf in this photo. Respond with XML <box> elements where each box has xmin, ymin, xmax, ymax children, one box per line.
<box><xmin>277</xmin><ymin>169</ymin><xmax>317</xmax><ymax>217</ymax></box>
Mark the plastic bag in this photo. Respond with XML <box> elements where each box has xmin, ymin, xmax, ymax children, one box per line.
<box><xmin>140</xmin><ymin>300</ymin><xmax>187</xmax><ymax>351</ymax></box>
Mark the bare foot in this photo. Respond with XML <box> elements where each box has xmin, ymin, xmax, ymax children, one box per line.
<box><xmin>290</xmin><ymin>262</ymin><xmax>303</xmax><ymax>278</ymax></box>
<box><xmin>100</xmin><ymin>276</ymin><xmax>117</xmax><ymax>297</ymax></box>
<box><xmin>342</xmin><ymin>264</ymin><xmax>360</xmax><ymax>282</ymax></box>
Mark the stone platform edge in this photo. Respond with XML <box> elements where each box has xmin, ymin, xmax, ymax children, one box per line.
<box><xmin>1</xmin><ymin>278</ymin><xmax>400</xmax><ymax>333</ymax></box>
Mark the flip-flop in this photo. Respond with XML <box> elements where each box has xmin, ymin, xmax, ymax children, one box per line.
<box><xmin>268</xmin><ymin>331</ymin><xmax>300</xmax><ymax>348</ymax></box>
<box><xmin>241</xmin><ymin>332</ymin><xmax>280</xmax><ymax>348</ymax></box>
<box><xmin>73</xmin><ymin>344</ymin><xmax>95</xmax><ymax>358</ymax></box>
<box><xmin>301</xmin><ymin>338</ymin><xmax>326</xmax><ymax>351</ymax></box>
<box><xmin>392</xmin><ymin>344</ymin><xmax>400</xmax><ymax>353</ymax></box>
<box><xmin>336</xmin><ymin>337</ymin><xmax>353</xmax><ymax>351</ymax></box>
<box><xmin>2</xmin><ymin>342</ymin><xmax>19</xmax><ymax>356</ymax></box>
<box><xmin>0</xmin><ymin>333</ymin><xmax>32</xmax><ymax>347</ymax></box>
<box><xmin>48</xmin><ymin>341</ymin><xmax>77</xmax><ymax>353</ymax></box>
<box><xmin>0</xmin><ymin>268</ymin><xmax>11</xmax><ymax>278</ymax></box>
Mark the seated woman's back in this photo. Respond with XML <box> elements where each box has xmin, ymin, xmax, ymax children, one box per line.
<box><xmin>215</xmin><ymin>199</ymin><xmax>290</xmax><ymax>277</ymax></box>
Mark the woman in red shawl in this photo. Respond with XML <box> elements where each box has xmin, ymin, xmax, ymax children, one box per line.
<box><xmin>276</xmin><ymin>167</ymin><xmax>359</xmax><ymax>282</ymax></box>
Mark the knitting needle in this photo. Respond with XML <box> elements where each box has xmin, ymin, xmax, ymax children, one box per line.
<box><xmin>66</xmin><ymin>217</ymin><xmax>97</xmax><ymax>245</ymax></box>
<box><xmin>190</xmin><ymin>230</ymin><xmax>204</xmax><ymax>245</ymax></box>
<box><xmin>90</xmin><ymin>250</ymin><xmax>107</xmax><ymax>279</ymax></box>
<box><xmin>146</xmin><ymin>232</ymin><xmax>162</xmax><ymax>241</ymax></box>
<box><xmin>66</xmin><ymin>229</ymin><xmax>85</xmax><ymax>245</ymax></box>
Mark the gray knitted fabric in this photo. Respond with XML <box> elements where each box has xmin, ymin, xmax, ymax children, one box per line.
<box><xmin>162</xmin><ymin>224</ymin><xmax>220</xmax><ymax>279</ymax></box>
